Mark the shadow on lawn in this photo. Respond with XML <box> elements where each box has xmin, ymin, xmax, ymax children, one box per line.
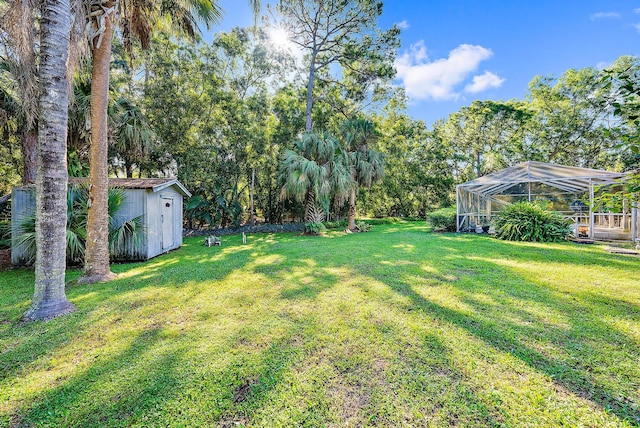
<box><xmin>114</xmin><ymin>232</ymin><xmax>640</xmax><ymax>424</ymax></box>
<box><xmin>15</xmin><ymin>327</ymin><xmax>182</xmax><ymax>426</ymax></box>
<box><xmin>371</xmin><ymin>247</ymin><xmax>640</xmax><ymax>425</ymax></box>
<box><xmin>8</xmin><ymin>301</ymin><xmax>309</xmax><ymax>426</ymax></box>
<box><xmin>3</xmin><ymin>228</ymin><xmax>639</xmax><ymax>425</ymax></box>
<box><xmin>247</xmin><ymin>229</ymin><xmax>639</xmax><ymax>424</ymax></box>
<box><xmin>0</xmin><ymin>238</ymin><xmax>261</xmax><ymax>394</ymax></box>
<box><xmin>1</xmin><ymin>233</ymin><xmax>321</xmax><ymax>426</ymax></box>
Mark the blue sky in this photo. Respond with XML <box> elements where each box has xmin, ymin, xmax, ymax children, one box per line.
<box><xmin>214</xmin><ymin>0</ymin><xmax>640</xmax><ymax>126</ymax></box>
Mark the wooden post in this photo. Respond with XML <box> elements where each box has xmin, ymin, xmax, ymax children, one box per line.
<box><xmin>632</xmin><ymin>205</ymin><xmax>638</xmax><ymax>241</ymax></box>
<box><xmin>456</xmin><ymin>186</ymin><xmax>460</xmax><ymax>232</ymax></box>
<box><xmin>589</xmin><ymin>179</ymin><xmax>594</xmax><ymax>239</ymax></box>
<box><xmin>527</xmin><ymin>161</ymin><xmax>532</xmax><ymax>202</ymax></box>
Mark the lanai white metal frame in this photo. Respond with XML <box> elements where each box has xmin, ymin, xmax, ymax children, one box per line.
<box><xmin>455</xmin><ymin>161</ymin><xmax>637</xmax><ymax>240</ymax></box>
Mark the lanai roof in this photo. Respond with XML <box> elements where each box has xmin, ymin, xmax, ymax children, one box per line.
<box><xmin>457</xmin><ymin>161</ymin><xmax>626</xmax><ymax>197</ymax></box>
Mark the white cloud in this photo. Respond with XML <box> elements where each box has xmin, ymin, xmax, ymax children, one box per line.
<box><xmin>634</xmin><ymin>8</ymin><xmax>640</xmax><ymax>14</ymax></box>
<box><xmin>395</xmin><ymin>41</ymin><xmax>500</xmax><ymax>100</ymax></box>
<box><xmin>635</xmin><ymin>22</ymin><xmax>640</xmax><ymax>33</ymax></box>
<box><xmin>397</xmin><ymin>20</ymin><xmax>410</xmax><ymax>30</ymax></box>
<box><xmin>464</xmin><ymin>71</ymin><xmax>505</xmax><ymax>93</ymax></box>
<box><xmin>590</xmin><ymin>11</ymin><xmax>620</xmax><ymax>20</ymax></box>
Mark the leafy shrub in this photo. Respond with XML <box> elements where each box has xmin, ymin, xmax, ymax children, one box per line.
<box><xmin>355</xmin><ymin>221</ymin><xmax>372</xmax><ymax>232</ymax></box>
<box><xmin>323</xmin><ymin>219</ymin><xmax>347</xmax><ymax>230</ymax></box>
<box><xmin>493</xmin><ymin>202</ymin><xmax>571</xmax><ymax>242</ymax></box>
<box><xmin>426</xmin><ymin>207</ymin><xmax>456</xmax><ymax>231</ymax></box>
<box><xmin>304</xmin><ymin>221</ymin><xmax>326</xmax><ymax>235</ymax></box>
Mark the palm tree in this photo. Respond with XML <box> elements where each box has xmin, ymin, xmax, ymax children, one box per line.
<box><xmin>279</xmin><ymin>131</ymin><xmax>351</xmax><ymax>234</ymax></box>
<box><xmin>81</xmin><ymin>0</ymin><xmax>260</xmax><ymax>283</ymax></box>
<box><xmin>111</xmin><ymin>97</ymin><xmax>154</xmax><ymax>178</ymax></box>
<box><xmin>341</xmin><ymin>118</ymin><xmax>384</xmax><ymax>232</ymax></box>
<box><xmin>23</xmin><ymin>0</ymin><xmax>75</xmax><ymax>321</ymax></box>
<box><xmin>0</xmin><ymin>0</ymin><xmax>86</xmax><ymax>184</ymax></box>
<box><xmin>0</xmin><ymin>5</ymin><xmax>40</xmax><ymax>184</ymax></box>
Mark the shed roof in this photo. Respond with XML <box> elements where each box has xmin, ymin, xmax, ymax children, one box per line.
<box><xmin>457</xmin><ymin>161</ymin><xmax>626</xmax><ymax>196</ymax></box>
<box><xmin>66</xmin><ymin>178</ymin><xmax>192</xmax><ymax>197</ymax></box>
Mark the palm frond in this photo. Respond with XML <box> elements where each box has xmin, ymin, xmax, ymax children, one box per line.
<box><xmin>0</xmin><ymin>0</ymin><xmax>38</xmax><ymax>129</ymax></box>
<box><xmin>109</xmin><ymin>215</ymin><xmax>145</xmax><ymax>256</ymax></box>
<box><xmin>66</xmin><ymin>228</ymin><xmax>86</xmax><ymax>264</ymax></box>
<box><xmin>12</xmin><ymin>212</ymin><xmax>37</xmax><ymax>265</ymax></box>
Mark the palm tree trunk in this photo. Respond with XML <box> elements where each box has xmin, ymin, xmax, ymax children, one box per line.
<box><xmin>347</xmin><ymin>186</ymin><xmax>357</xmax><ymax>232</ymax></box>
<box><xmin>24</xmin><ymin>0</ymin><xmax>75</xmax><ymax>321</ymax></box>
<box><xmin>80</xmin><ymin>3</ymin><xmax>116</xmax><ymax>284</ymax></box>
<box><xmin>304</xmin><ymin>190</ymin><xmax>318</xmax><ymax>234</ymax></box>
<box><xmin>125</xmin><ymin>161</ymin><xmax>134</xmax><ymax>179</ymax></box>
<box><xmin>304</xmin><ymin>190</ymin><xmax>315</xmax><ymax>223</ymax></box>
<box><xmin>21</xmin><ymin>127</ymin><xmax>37</xmax><ymax>184</ymax></box>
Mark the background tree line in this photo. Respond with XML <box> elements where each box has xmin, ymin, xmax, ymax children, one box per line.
<box><xmin>2</xmin><ymin>22</ymin><xmax>639</xmax><ymax>228</ymax></box>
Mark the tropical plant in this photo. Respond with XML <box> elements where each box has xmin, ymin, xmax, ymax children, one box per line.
<box><xmin>279</xmin><ymin>131</ymin><xmax>351</xmax><ymax>234</ymax></box>
<box><xmin>341</xmin><ymin>118</ymin><xmax>384</xmax><ymax>231</ymax></box>
<box><xmin>110</xmin><ymin>97</ymin><xmax>154</xmax><ymax>178</ymax></box>
<box><xmin>426</xmin><ymin>207</ymin><xmax>457</xmax><ymax>231</ymax></box>
<box><xmin>0</xmin><ymin>0</ymin><xmax>86</xmax><ymax>186</ymax></box>
<box><xmin>354</xmin><ymin>221</ymin><xmax>371</xmax><ymax>232</ymax></box>
<box><xmin>0</xmin><ymin>4</ymin><xmax>40</xmax><ymax>185</ymax></box>
<box><xmin>493</xmin><ymin>202</ymin><xmax>571</xmax><ymax>242</ymax></box>
<box><xmin>304</xmin><ymin>221</ymin><xmax>326</xmax><ymax>235</ymax></box>
<box><xmin>82</xmin><ymin>0</ymin><xmax>259</xmax><ymax>283</ymax></box>
<box><xmin>67</xmin><ymin>71</ymin><xmax>93</xmax><ymax>177</ymax></box>
<box><xmin>13</xmin><ymin>186</ymin><xmax>144</xmax><ymax>266</ymax></box>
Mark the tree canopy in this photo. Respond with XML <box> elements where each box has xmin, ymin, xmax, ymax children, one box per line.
<box><xmin>0</xmin><ymin>5</ymin><xmax>637</xmax><ymax>233</ymax></box>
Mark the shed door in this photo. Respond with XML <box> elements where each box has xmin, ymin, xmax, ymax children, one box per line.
<box><xmin>162</xmin><ymin>197</ymin><xmax>174</xmax><ymax>250</ymax></box>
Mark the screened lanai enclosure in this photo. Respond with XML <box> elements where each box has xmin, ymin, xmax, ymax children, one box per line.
<box><xmin>456</xmin><ymin>161</ymin><xmax>639</xmax><ymax>241</ymax></box>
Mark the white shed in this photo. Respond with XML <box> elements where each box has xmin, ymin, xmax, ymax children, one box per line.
<box><xmin>11</xmin><ymin>178</ymin><xmax>191</xmax><ymax>265</ymax></box>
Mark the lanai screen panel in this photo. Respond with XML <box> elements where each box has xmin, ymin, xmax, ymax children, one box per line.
<box><xmin>455</xmin><ymin>161</ymin><xmax>625</xmax><ymax>231</ymax></box>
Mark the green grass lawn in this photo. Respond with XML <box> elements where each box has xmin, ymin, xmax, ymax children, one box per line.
<box><xmin>1</xmin><ymin>222</ymin><xmax>639</xmax><ymax>427</ymax></box>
